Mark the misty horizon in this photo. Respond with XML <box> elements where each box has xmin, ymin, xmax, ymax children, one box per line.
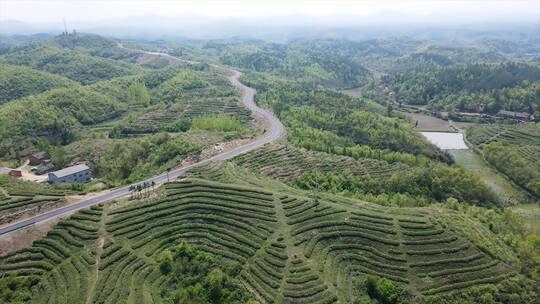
<box><xmin>1</xmin><ymin>0</ymin><xmax>539</xmax><ymax>40</ymax></box>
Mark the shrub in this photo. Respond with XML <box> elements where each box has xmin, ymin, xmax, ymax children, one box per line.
<box><xmin>366</xmin><ymin>277</ymin><xmax>408</xmax><ymax>304</ymax></box>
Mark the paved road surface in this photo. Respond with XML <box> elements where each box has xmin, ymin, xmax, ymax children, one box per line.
<box><xmin>0</xmin><ymin>50</ymin><xmax>284</xmax><ymax>236</ymax></box>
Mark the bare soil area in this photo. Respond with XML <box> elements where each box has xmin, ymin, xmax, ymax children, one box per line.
<box><xmin>16</xmin><ymin>161</ymin><xmax>48</xmax><ymax>183</ymax></box>
<box><xmin>402</xmin><ymin>111</ymin><xmax>453</xmax><ymax>132</ymax></box>
<box><xmin>0</xmin><ymin>200</ymin><xmax>66</xmax><ymax>227</ymax></box>
<box><xmin>135</xmin><ymin>52</ymin><xmax>176</xmax><ymax>66</ymax></box>
<box><xmin>0</xmin><ymin>214</ymin><xmax>70</xmax><ymax>255</ymax></box>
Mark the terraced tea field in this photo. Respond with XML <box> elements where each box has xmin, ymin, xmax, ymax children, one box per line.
<box><xmin>114</xmin><ymin>71</ymin><xmax>252</xmax><ymax>136</ymax></box>
<box><xmin>118</xmin><ymin>98</ymin><xmax>251</xmax><ymax>135</ymax></box>
<box><xmin>466</xmin><ymin>123</ymin><xmax>540</xmax><ymax>148</ymax></box>
<box><xmin>233</xmin><ymin>144</ymin><xmax>410</xmax><ymax>182</ymax></box>
<box><xmin>466</xmin><ymin>123</ymin><xmax>540</xmax><ymax>197</ymax></box>
<box><xmin>0</xmin><ymin>178</ymin><xmax>528</xmax><ymax>303</ymax></box>
<box><xmin>0</xmin><ymin>176</ymin><xmax>75</xmax><ymax>225</ymax></box>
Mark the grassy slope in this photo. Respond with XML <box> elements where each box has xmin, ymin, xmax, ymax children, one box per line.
<box><xmin>449</xmin><ymin>150</ymin><xmax>532</xmax><ymax>205</ymax></box>
<box><xmin>465</xmin><ymin>123</ymin><xmax>540</xmax><ymax>199</ymax></box>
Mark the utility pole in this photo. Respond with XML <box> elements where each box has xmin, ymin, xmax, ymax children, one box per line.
<box><xmin>62</xmin><ymin>18</ymin><xmax>68</xmax><ymax>35</ymax></box>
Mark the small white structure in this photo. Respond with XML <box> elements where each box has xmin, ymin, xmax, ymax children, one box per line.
<box><xmin>421</xmin><ymin>132</ymin><xmax>469</xmax><ymax>150</ymax></box>
<box><xmin>48</xmin><ymin>164</ymin><xmax>91</xmax><ymax>184</ymax></box>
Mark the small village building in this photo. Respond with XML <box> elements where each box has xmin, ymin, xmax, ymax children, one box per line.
<box><xmin>48</xmin><ymin>164</ymin><xmax>91</xmax><ymax>184</ymax></box>
<box><xmin>9</xmin><ymin>170</ymin><xmax>22</xmax><ymax>177</ymax></box>
<box><xmin>29</xmin><ymin>152</ymin><xmax>47</xmax><ymax>166</ymax></box>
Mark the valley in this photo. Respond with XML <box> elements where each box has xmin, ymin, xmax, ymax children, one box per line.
<box><xmin>0</xmin><ymin>10</ymin><xmax>539</xmax><ymax>304</ymax></box>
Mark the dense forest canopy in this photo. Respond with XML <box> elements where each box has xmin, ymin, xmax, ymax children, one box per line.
<box><xmin>0</xmin><ymin>64</ymin><xmax>76</xmax><ymax>104</ymax></box>
<box><xmin>0</xmin><ymin>84</ymin><xmax>127</xmax><ymax>156</ymax></box>
<box><xmin>386</xmin><ymin>62</ymin><xmax>540</xmax><ymax>113</ymax></box>
<box><xmin>0</xmin><ymin>37</ymin><xmax>138</xmax><ymax>84</ymax></box>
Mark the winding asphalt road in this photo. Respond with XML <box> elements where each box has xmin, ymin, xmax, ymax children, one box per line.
<box><xmin>0</xmin><ymin>50</ymin><xmax>285</xmax><ymax>236</ymax></box>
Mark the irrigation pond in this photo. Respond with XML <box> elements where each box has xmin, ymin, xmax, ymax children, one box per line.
<box><xmin>421</xmin><ymin>132</ymin><xmax>468</xmax><ymax>150</ymax></box>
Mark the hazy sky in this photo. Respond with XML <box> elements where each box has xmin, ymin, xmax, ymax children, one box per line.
<box><xmin>1</xmin><ymin>0</ymin><xmax>539</xmax><ymax>24</ymax></box>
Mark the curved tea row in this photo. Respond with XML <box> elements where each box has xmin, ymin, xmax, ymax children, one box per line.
<box><xmin>0</xmin><ymin>178</ymin><xmax>522</xmax><ymax>303</ymax></box>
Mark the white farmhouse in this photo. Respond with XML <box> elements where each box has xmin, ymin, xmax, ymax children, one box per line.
<box><xmin>48</xmin><ymin>164</ymin><xmax>91</xmax><ymax>184</ymax></box>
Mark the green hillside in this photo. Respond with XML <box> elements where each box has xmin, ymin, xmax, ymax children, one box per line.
<box><xmin>0</xmin><ymin>32</ymin><xmax>538</xmax><ymax>304</ymax></box>
<box><xmin>0</xmin><ymin>43</ymin><xmax>138</xmax><ymax>84</ymax></box>
<box><xmin>232</xmin><ymin>144</ymin><xmax>497</xmax><ymax>207</ymax></box>
<box><xmin>0</xmin><ymin>85</ymin><xmax>128</xmax><ymax>156</ymax></box>
<box><xmin>0</xmin><ymin>175</ymin><xmax>78</xmax><ymax>226</ymax></box>
<box><xmin>0</xmin><ymin>65</ymin><xmax>76</xmax><ymax>104</ymax></box>
<box><xmin>0</xmin><ymin>177</ymin><xmax>535</xmax><ymax>303</ymax></box>
<box><xmin>242</xmin><ymin>72</ymin><xmax>452</xmax><ymax>163</ymax></box>
<box><xmin>109</xmin><ymin>69</ymin><xmax>252</xmax><ymax>137</ymax></box>
<box><xmin>238</xmin><ymin>73</ymin><xmax>497</xmax><ymax>207</ymax></box>
<box><xmin>386</xmin><ymin>62</ymin><xmax>540</xmax><ymax>113</ymax></box>
<box><xmin>0</xmin><ymin>37</ymin><xmax>256</xmax><ymax>190</ymax></box>
<box><xmin>466</xmin><ymin>123</ymin><xmax>540</xmax><ymax>197</ymax></box>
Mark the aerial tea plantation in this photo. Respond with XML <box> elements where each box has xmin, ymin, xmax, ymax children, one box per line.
<box><xmin>233</xmin><ymin>144</ymin><xmax>409</xmax><ymax>183</ymax></box>
<box><xmin>0</xmin><ymin>175</ymin><xmax>534</xmax><ymax>303</ymax></box>
<box><xmin>466</xmin><ymin>123</ymin><xmax>540</xmax><ymax>197</ymax></box>
<box><xmin>0</xmin><ymin>175</ymin><xmax>77</xmax><ymax>226</ymax></box>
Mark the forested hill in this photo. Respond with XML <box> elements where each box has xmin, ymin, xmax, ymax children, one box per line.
<box><xmin>0</xmin><ymin>64</ymin><xmax>77</xmax><ymax>104</ymax></box>
<box><xmin>0</xmin><ymin>32</ymin><xmax>538</xmax><ymax>304</ymax></box>
<box><xmin>0</xmin><ymin>33</ymin><xmax>254</xmax><ymax>183</ymax></box>
<box><xmin>158</xmin><ymin>37</ymin><xmax>540</xmax><ymax>116</ymax></box>
<box><xmin>209</xmin><ymin>39</ymin><xmax>371</xmax><ymax>88</ymax></box>
<box><xmin>386</xmin><ymin>62</ymin><xmax>540</xmax><ymax>113</ymax></box>
<box><xmin>0</xmin><ymin>34</ymin><xmax>139</xmax><ymax>84</ymax></box>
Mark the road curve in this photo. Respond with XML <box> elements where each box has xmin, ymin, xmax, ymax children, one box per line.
<box><xmin>0</xmin><ymin>51</ymin><xmax>284</xmax><ymax>236</ymax></box>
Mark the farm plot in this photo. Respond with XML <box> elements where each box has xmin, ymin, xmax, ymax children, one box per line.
<box><xmin>0</xmin><ymin>175</ymin><xmax>75</xmax><ymax>225</ymax></box>
<box><xmin>467</xmin><ymin>123</ymin><xmax>540</xmax><ymax>148</ymax></box>
<box><xmin>106</xmin><ymin>178</ymin><xmax>277</xmax><ymax>263</ymax></box>
<box><xmin>282</xmin><ymin>194</ymin><xmax>519</xmax><ymax>300</ymax></box>
<box><xmin>466</xmin><ymin>123</ymin><xmax>540</xmax><ymax>197</ymax></box>
<box><xmin>233</xmin><ymin>144</ymin><xmax>409</xmax><ymax>182</ymax></box>
<box><xmin>0</xmin><ymin>205</ymin><xmax>103</xmax><ymax>303</ymax></box>
<box><xmin>116</xmin><ymin>97</ymin><xmax>251</xmax><ymax>135</ymax></box>
<box><xmin>0</xmin><ymin>178</ymin><xmax>530</xmax><ymax>303</ymax></box>
<box><xmin>113</xmin><ymin>71</ymin><xmax>252</xmax><ymax>136</ymax></box>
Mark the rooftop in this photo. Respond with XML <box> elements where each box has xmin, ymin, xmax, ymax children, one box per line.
<box><xmin>49</xmin><ymin>164</ymin><xmax>90</xmax><ymax>178</ymax></box>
